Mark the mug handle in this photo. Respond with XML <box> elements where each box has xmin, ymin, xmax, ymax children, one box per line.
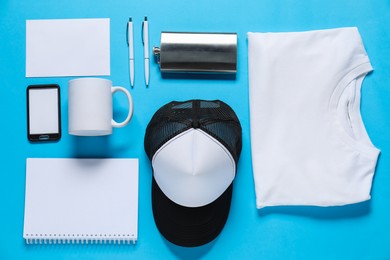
<box><xmin>111</xmin><ymin>86</ymin><xmax>134</xmax><ymax>128</ymax></box>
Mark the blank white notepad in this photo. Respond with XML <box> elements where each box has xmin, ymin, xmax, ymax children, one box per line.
<box><xmin>26</xmin><ymin>18</ymin><xmax>110</xmax><ymax>77</ymax></box>
<box><xmin>23</xmin><ymin>158</ymin><xmax>138</xmax><ymax>244</ymax></box>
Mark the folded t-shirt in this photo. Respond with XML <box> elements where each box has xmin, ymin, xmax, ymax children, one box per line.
<box><xmin>248</xmin><ymin>27</ymin><xmax>380</xmax><ymax>209</ymax></box>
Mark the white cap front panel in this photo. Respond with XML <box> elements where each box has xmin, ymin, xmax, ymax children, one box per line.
<box><xmin>152</xmin><ymin>129</ymin><xmax>235</xmax><ymax>207</ymax></box>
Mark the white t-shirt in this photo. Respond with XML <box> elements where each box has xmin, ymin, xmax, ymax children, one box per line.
<box><xmin>248</xmin><ymin>27</ymin><xmax>380</xmax><ymax>209</ymax></box>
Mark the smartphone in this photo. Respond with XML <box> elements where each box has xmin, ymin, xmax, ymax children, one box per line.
<box><xmin>27</xmin><ymin>84</ymin><xmax>61</xmax><ymax>142</ymax></box>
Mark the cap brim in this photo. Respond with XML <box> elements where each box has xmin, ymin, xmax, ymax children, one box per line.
<box><xmin>152</xmin><ymin>176</ymin><xmax>232</xmax><ymax>247</ymax></box>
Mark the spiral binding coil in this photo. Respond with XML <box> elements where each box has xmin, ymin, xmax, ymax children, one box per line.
<box><xmin>24</xmin><ymin>234</ymin><xmax>136</xmax><ymax>245</ymax></box>
<box><xmin>25</xmin><ymin>239</ymin><xmax>136</xmax><ymax>245</ymax></box>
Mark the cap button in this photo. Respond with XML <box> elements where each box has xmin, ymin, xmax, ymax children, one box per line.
<box><xmin>192</xmin><ymin>120</ymin><xmax>200</xmax><ymax>129</ymax></box>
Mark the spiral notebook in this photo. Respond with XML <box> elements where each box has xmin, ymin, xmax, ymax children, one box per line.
<box><xmin>23</xmin><ymin>158</ymin><xmax>138</xmax><ymax>244</ymax></box>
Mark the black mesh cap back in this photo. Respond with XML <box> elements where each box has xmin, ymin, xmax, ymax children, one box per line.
<box><xmin>144</xmin><ymin>100</ymin><xmax>242</xmax><ymax>167</ymax></box>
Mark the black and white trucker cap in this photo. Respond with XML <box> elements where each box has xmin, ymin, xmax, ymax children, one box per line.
<box><xmin>144</xmin><ymin>100</ymin><xmax>242</xmax><ymax>247</ymax></box>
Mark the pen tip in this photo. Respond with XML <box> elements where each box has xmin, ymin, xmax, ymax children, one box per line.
<box><xmin>129</xmin><ymin>17</ymin><xmax>132</xmax><ymax>22</ymax></box>
<box><xmin>144</xmin><ymin>16</ymin><xmax>148</xmax><ymax>21</ymax></box>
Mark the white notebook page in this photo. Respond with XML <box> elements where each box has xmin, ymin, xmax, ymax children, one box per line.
<box><xmin>23</xmin><ymin>158</ymin><xmax>138</xmax><ymax>244</ymax></box>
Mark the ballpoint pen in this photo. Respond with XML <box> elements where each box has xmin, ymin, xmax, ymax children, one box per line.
<box><xmin>127</xmin><ymin>17</ymin><xmax>134</xmax><ymax>87</ymax></box>
<box><xmin>142</xmin><ymin>17</ymin><xmax>149</xmax><ymax>87</ymax></box>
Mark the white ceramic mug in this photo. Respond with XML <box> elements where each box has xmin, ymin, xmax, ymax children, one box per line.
<box><xmin>68</xmin><ymin>78</ymin><xmax>133</xmax><ymax>136</ymax></box>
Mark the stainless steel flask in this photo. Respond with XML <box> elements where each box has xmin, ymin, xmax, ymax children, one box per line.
<box><xmin>153</xmin><ymin>32</ymin><xmax>237</xmax><ymax>74</ymax></box>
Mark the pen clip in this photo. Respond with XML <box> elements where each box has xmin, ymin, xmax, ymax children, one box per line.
<box><xmin>141</xmin><ymin>21</ymin><xmax>144</xmax><ymax>45</ymax></box>
<box><xmin>126</xmin><ymin>17</ymin><xmax>132</xmax><ymax>46</ymax></box>
<box><xmin>126</xmin><ymin>23</ymin><xmax>129</xmax><ymax>46</ymax></box>
<box><xmin>141</xmin><ymin>17</ymin><xmax>147</xmax><ymax>45</ymax></box>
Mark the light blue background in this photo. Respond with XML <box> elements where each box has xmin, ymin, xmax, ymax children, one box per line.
<box><xmin>1</xmin><ymin>0</ymin><xmax>389</xmax><ymax>259</ymax></box>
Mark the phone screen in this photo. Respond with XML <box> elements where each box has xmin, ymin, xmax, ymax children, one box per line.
<box><xmin>27</xmin><ymin>85</ymin><xmax>61</xmax><ymax>141</ymax></box>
